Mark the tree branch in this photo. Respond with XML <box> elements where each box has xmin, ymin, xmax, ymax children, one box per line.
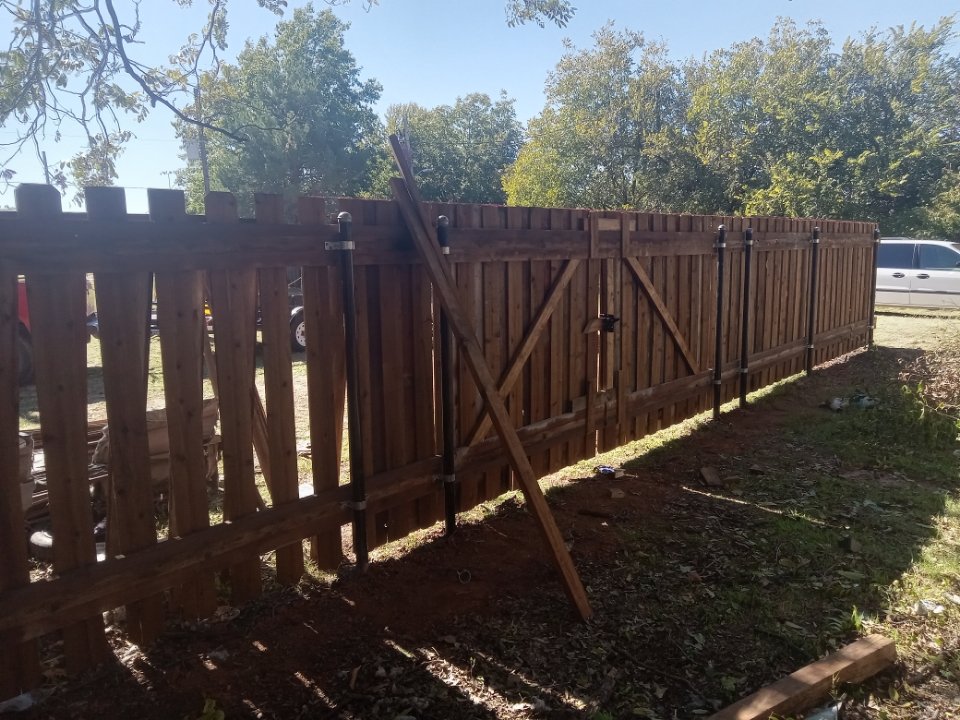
<box><xmin>102</xmin><ymin>0</ymin><xmax>247</xmax><ymax>142</ymax></box>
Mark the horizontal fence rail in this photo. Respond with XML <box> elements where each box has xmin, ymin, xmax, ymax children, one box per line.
<box><xmin>0</xmin><ymin>184</ymin><xmax>878</xmax><ymax>697</ymax></box>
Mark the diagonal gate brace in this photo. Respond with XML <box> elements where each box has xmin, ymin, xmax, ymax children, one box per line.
<box><xmin>388</xmin><ymin>136</ymin><xmax>592</xmax><ymax>621</ymax></box>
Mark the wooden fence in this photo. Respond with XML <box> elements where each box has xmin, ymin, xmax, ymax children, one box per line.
<box><xmin>0</xmin><ymin>184</ymin><xmax>877</xmax><ymax>697</ymax></box>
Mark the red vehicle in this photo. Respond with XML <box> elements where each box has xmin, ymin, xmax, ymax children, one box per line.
<box><xmin>16</xmin><ymin>277</ymin><xmax>97</xmax><ymax>386</ymax></box>
<box><xmin>16</xmin><ymin>279</ymin><xmax>32</xmax><ymax>386</ymax></box>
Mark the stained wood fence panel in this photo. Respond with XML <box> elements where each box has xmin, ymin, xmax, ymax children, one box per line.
<box><xmin>0</xmin><ymin>187</ymin><xmax>877</xmax><ymax>692</ymax></box>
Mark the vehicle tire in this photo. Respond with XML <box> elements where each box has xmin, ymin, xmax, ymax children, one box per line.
<box><xmin>290</xmin><ymin>310</ymin><xmax>307</xmax><ymax>353</ymax></box>
<box><xmin>17</xmin><ymin>332</ymin><xmax>34</xmax><ymax>386</ymax></box>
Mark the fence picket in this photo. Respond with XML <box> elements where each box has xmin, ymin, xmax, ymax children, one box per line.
<box><xmin>17</xmin><ymin>184</ymin><xmax>109</xmax><ymax>672</ymax></box>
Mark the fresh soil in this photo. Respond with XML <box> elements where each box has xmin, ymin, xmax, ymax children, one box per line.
<box><xmin>15</xmin><ymin>312</ymin><xmax>960</xmax><ymax>720</ymax></box>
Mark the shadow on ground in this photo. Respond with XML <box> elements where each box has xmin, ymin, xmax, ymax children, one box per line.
<box><xmin>22</xmin><ymin>341</ymin><xmax>959</xmax><ymax>719</ymax></box>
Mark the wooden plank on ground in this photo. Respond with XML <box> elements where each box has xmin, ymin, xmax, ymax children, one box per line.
<box><xmin>389</xmin><ymin>173</ymin><xmax>591</xmax><ymax>621</ymax></box>
<box><xmin>150</xmin><ymin>189</ymin><xmax>218</xmax><ymax>620</ymax></box>
<box><xmin>86</xmin><ymin>187</ymin><xmax>164</xmax><ymax>646</ymax></box>
<box><xmin>0</xmin><ymin>262</ymin><xmax>40</xmax><ymax>697</ymax></box>
<box><xmin>254</xmin><ymin>194</ymin><xmax>304</xmax><ymax>585</ymax></box>
<box><xmin>17</xmin><ymin>184</ymin><xmax>109</xmax><ymax>674</ymax></box>
<box><xmin>708</xmin><ymin>634</ymin><xmax>896</xmax><ymax>720</ymax></box>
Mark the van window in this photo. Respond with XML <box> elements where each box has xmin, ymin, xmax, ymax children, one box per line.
<box><xmin>918</xmin><ymin>244</ymin><xmax>960</xmax><ymax>270</ymax></box>
<box><xmin>877</xmin><ymin>244</ymin><xmax>914</xmax><ymax>269</ymax></box>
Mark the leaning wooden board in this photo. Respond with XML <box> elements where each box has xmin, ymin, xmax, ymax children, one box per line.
<box><xmin>388</xmin><ymin>162</ymin><xmax>591</xmax><ymax>621</ymax></box>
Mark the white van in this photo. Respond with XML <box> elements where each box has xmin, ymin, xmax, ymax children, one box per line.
<box><xmin>876</xmin><ymin>238</ymin><xmax>960</xmax><ymax>308</ymax></box>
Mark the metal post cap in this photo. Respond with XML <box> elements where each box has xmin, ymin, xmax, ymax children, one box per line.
<box><xmin>437</xmin><ymin>215</ymin><xmax>449</xmax><ymax>227</ymax></box>
<box><xmin>337</xmin><ymin>211</ymin><xmax>352</xmax><ymax>223</ymax></box>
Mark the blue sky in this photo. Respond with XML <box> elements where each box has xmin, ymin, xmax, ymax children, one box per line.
<box><xmin>1</xmin><ymin>0</ymin><xmax>956</xmax><ymax>212</ymax></box>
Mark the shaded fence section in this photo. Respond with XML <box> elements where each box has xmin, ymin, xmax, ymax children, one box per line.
<box><xmin>0</xmin><ymin>185</ymin><xmax>877</xmax><ymax>696</ymax></box>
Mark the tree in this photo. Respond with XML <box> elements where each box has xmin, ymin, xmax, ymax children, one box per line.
<box><xmin>823</xmin><ymin>20</ymin><xmax>960</xmax><ymax>233</ymax></box>
<box><xmin>687</xmin><ymin>18</ymin><xmax>960</xmax><ymax>232</ymax></box>
<box><xmin>503</xmin><ymin>24</ymin><xmax>699</xmax><ymax>211</ymax></box>
<box><xmin>506</xmin><ymin>17</ymin><xmax>960</xmax><ymax>235</ymax></box>
<box><xmin>175</xmin><ymin>5</ymin><xmax>382</xmax><ymax>214</ymax></box>
<box><xmin>920</xmin><ymin>172</ymin><xmax>960</xmax><ymax>240</ymax></box>
<box><xmin>0</xmin><ymin>0</ymin><xmax>575</xmax><ymax>191</ymax></box>
<box><xmin>373</xmin><ymin>93</ymin><xmax>523</xmax><ymax>204</ymax></box>
<box><xmin>0</xmin><ymin>0</ymin><xmax>287</xmax><ymax>193</ymax></box>
<box><xmin>686</xmin><ymin>20</ymin><xmax>840</xmax><ymax>215</ymax></box>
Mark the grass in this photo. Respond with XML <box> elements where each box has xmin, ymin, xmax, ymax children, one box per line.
<box><xmin>425</xmin><ymin>314</ymin><xmax>960</xmax><ymax>718</ymax></box>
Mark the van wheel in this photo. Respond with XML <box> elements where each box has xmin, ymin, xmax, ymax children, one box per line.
<box><xmin>18</xmin><ymin>333</ymin><xmax>34</xmax><ymax>386</ymax></box>
<box><xmin>290</xmin><ymin>310</ymin><xmax>307</xmax><ymax>353</ymax></box>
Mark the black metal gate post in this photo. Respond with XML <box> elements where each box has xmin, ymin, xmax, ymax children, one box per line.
<box><xmin>738</xmin><ymin>227</ymin><xmax>753</xmax><ymax>408</ymax></box>
<box><xmin>713</xmin><ymin>224</ymin><xmax>727</xmax><ymax>420</ymax></box>
<box><xmin>868</xmin><ymin>228</ymin><xmax>881</xmax><ymax>348</ymax></box>
<box><xmin>805</xmin><ymin>227</ymin><xmax>821</xmax><ymax>375</ymax></box>
<box><xmin>333</xmin><ymin>211</ymin><xmax>368</xmax><ymax>570</ymax></box>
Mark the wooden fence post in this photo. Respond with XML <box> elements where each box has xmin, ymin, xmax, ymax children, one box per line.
<box><xmin>739</xmin><ymin>227</ymin><xmax>754</xmax><ymax>408</ymax></box>
<box><xmin>805</xmin><ymin>227</ymin><xmax>821</xmax><ymax>374</ymax></box>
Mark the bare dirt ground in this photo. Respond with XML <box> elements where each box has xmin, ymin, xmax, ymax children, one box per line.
<box><xmin>14</xmin><ymin>311</ymin><xmax>960</xmax><ymax>720</ymax></box>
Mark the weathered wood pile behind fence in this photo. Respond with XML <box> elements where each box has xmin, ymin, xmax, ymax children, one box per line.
<box><xmin>0</xmin><ymin>185</ymin><xmax>877</xmax><ymax>696</ymax></box>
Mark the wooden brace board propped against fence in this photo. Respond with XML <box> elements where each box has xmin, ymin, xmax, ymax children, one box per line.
<box><xmin>388</xmin><ymin>135</ymin><xmax>592</xmax><ymax>621</ymax></box>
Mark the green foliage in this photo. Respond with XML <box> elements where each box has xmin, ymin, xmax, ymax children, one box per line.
<box><xmin>504</xmin><ymin>0</ymin><xmax>576</xmax><ymax>28</ymax></box>
<box><xmin>176</xmin><ymin>5</ymin><xmax>382</xmax><ymax>214</ymax></box>
<box><xmin>1</xmin><ymin>0</ymin><xmax>563</xmax><ymax>193</ymax></box>
<box><xmin>194</xmin><ymin>698</ymin><xmax>225</xmax><ymax>720</ymax></box>
<box><xmin>0</xmin><ymin>0</ymin><xmax>287</xmax><ymax>189</ymax></box>
<box><xmin>504</xmin><ymin>25</ymin><xmax>702</xmax><ymax>211</ymax></box>
<box><xmin>920</xmin><ymin>171</ymin><xmax>960</xmax><ymax>239</ymax></box>
<box><xmin>374</xmin><ymin>93</ymin><xmax>523</xmax><ymax>204</ymax></box>
<box><xmin>506</xmin><ymin>17</ymin><xmax>960</xmax><ymax>235</ymax></box>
